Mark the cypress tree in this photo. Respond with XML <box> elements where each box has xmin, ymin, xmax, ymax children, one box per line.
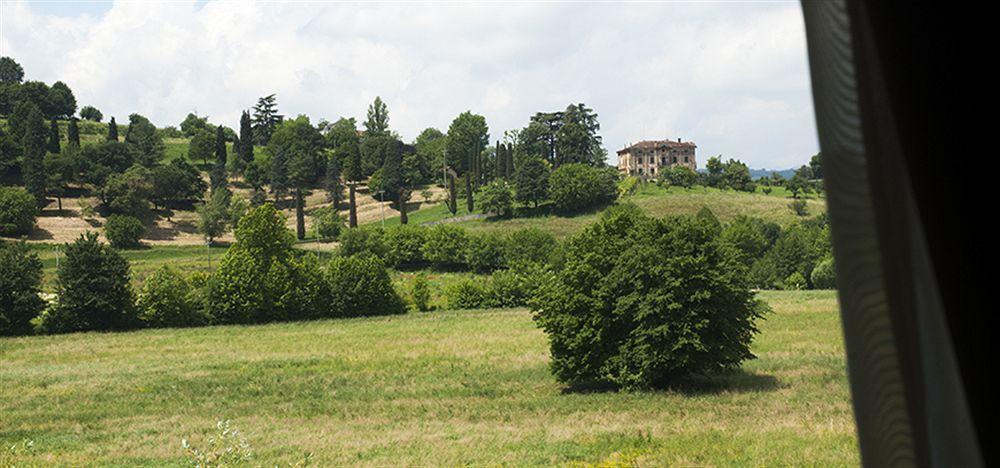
<box><xmin>271</xmin><ymin>149</ymin><xmax>288</xmax><ymax>204</ymax></box>
<box><xmin>505</xmin><ymin>143</ymin><xmax>514</xmax><ymax>179</ymax></box>
<box><xmin>496</xmin><ymin>141</ymin><xmax>502</xmax><ymax>181</ymax></box>
<box><xmin>239</xmin><ymin>110</ymin><xmax>254</xmax><ymax>164</ymax></box>
<box><xmin>48</xmin><ymin>119</ymin><xmax>61</xmax><ymax>154</ymax></box>
<box><xmin>107</xmin><ymin>117</ymin><xmax>118</xmax><ymax>141</ymax></box>
<box><xmin>22</xmin><ymin>108</ymin><xmax>48</xmax><ymax>201</ymax></box>
<box><xmin>67</xmin><ymin>117</ymin><xmax>80</xmax><ymax>147</ymax></box>
<box><xmin>325</xmin><ymin>153</ymin><xmax>343</xmax><ymax>209</ymax></box>
<box><xmin>210</xmin><ymin>125</ymin><xmax>227</xmax><ymax>191</ymax></box>
<box><xmin>465</xmin><ymin>173</ymin><xmax>474</xmax><ymax>213</ymax></box>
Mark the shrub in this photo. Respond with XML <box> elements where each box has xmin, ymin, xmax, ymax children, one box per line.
<box><xmin>100</xmin><ymin>165</ymin><xmax>153</xmax><ymax>218</ymax></box>
<box><xmin>755</xmin><ymin>222</ymin><xmax>829</xmax><ymax>289</ymax></box>
<box><xmin>505</xmin><ymin>228</ymin><xmax>557</xmax><ymax>265</ymax></box>
<box><xmin>338</xmin><ymin>225</ymin><xmax>386</xmax><ymax>258</ymax></box>
<box><xmin>0</xmin><ymin>186</ymin><xmax>38</xmax><ymax>236</ymax></box>
<box><xmin>312</xmin><ymin>206</ymin><xmax>344</xmax><ymax>240</ymax></box>
<box><xmin>422</xmin><ymin>224</ymin><xmax>468</xmax><ymax>268</ymax></box>
<box><xmin>383</xmin><ymin>224</ymin><xmax>427</xmax><ymax>267</ymax></box>
<box><xmin>487</xmin><ymin>262</ymin><xmax>550</xmax><ymax>308</ymax></box>
<box><xmin>660</xmin><ymin>165</ymin><xmax>698</xmax><ymax>188</ymax></box>
<box><xmin>532</xmin><ymin>203</ymin><xmax>767</xmax><ymax>389</ymax></box>
<box><xmin>721</xmin><ymin>216</ymin><xmax>773</xmax><ymax>267</ymax></box>
<box><xmin>40</xmin><ymin>232</ymin><xmax>138</xmax><ymax>333</ymax></box>
<box><xmin>104</xmin><ymin>214</ymin><xmax>145</xmax><ymax>249</ymax></box>
<box><xmin>789</xmin><ymin>199</ymin><xmax>808</xmax><ymax>216</ymax></box>
<box><xmin>548</xmin><ymin>163</ymin><xmax>618</xmax><ymax>213</ymax></box>
<box><xmin>810</xmin><ymin>256</ymin><xmax>837</xmax><ymax>289</ymax></box>
<box><xmin>477</xmin><ymin>180</ymin><xmax>514</xmax><ymax>218</ymax></box>
<box><xmin>0</xmin><ymin>241</ymin><xmax>46</xmax><ymax>335</ymax></box>
<box><xmin>446</xmin><ymin>278</ymin><xmax>489</xmax><ymax>310</ymax></box>
<box><xmin>411</xmin><ymin>273</ymin><xmax>431</xmax><ymax>312</ymax></box>
<box><xmin>784</xmin><ymin>272</ymin><xmax>807</xmax><ymax>290</ymax></box>
<box><xmin>137</xmin><ymin>265</ymin><xmax>208</xmax><ymax>328</ymax></box>
<box><xmin>325</xmin><ymin>255</ymin><xmax>406</xmax><ymax>317</ymax></box>
<box><xmin>464</xmin><ymin>232</ymin><xmax>507</xmax><ymax>273</ymax></box>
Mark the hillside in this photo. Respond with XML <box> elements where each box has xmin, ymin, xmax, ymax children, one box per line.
<box><xmin>0</xmin><ymin>291</ymin><xmax>856</xmax><ymax>466</ymax></box>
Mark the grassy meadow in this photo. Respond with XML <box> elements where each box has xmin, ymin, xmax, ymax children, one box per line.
<box><xmin>0</xmin><ymin>290</ymin><xmax>856</xmax><ymax>466</ymax></box>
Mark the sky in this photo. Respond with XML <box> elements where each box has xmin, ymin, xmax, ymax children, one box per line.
<box><xmin>1</xmin><ymin>0</ymin><xmax>818</xmax><ymax>169</ymax></box>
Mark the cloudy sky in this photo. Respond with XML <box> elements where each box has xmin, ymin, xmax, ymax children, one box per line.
<box><xmin>1</xmin><ymin>0</ymin><xmax>817</xmax><ymax>169</ymax></box>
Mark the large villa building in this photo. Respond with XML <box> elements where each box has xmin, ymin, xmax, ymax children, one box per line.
<box><xmin>616</xmin><ymin>138</ymin><xmax>697</xmax><ymax>176</ymax></box>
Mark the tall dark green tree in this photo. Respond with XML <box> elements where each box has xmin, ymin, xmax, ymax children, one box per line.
<box><xmin>107</xmin><ymin>116</ymin><xmax>119</xmax><ymax>141</ymax></box>
<box><xmin>251</xmin><ymin>94</ymin><xmax>282</xmax><ymax>145</ymax></box>
<box><xmin>124</xmin><ymin>113</ymin><xmax>163</xmax><ymax>166</ymax></box>
<box><xmin>210</xmin><ymin>125</ymin><xmax>227</xmax><ymax>191</ymax></box>
<box><xmin>378</xmin><ymin>139</ymin><xmax>407</xmax><ymax>224</ymax></box>
<box><xmin>271</xmin><ymin>149</ymin><xmax>288</xmax><ymax>205</ymax></box>
<box><xmin>48</xmin><ymin>82</ymin><xmax>76</xmax><ymax>119</ymax></box>
<box><xmin>329</xmin><ymin>118</ymin><xmax>362</xmax><ymax>228</ymax></box>
<box><xmin>67</xmin><ymin>117</ymin><xmax>80</xmax><ymax>147</ymax></box>
<box><xmin>48</xmin><ymin>118</ymin><xmax>61</xmax><ymax>154</ymax></box>
<box><xmin>239</xmin><ymin>110</ymin><xmax>254</xmax><ymax>164</ymax></box>
<box><xmin>22</xmin><ymin>106</ymin><xmax>48</xmax><ymax>201</ymax></box>
<box><xmin>0</xmin><ymin>56</ymin><xmax>25</xmax><ymax>84</ymax></box>
<box><xmin>364</xmin><ymin>96</ymin><xmax>390</xmax><ymax>137</ymax></box>
<box><xmin>513</xmin><ymin>155</ymin><xmax>550</xmax><ymax>208</ymax></box>
<box><xmin>445</xmin><ymin>111</ymin><xmax>488</xmax><ymax>175</ymax></box>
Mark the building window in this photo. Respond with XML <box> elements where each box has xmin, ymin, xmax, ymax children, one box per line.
<box><xmin>684</xmin><ymin>156</ymin><xmax>689</xmax><ymax>163</ymax></box>
<box><xmin>672</xmin><ymin>156</ymin><xmax>677</xmax><ymax>163</ymax></box>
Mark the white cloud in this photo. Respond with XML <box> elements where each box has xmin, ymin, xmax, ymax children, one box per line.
<box><xmin>1</xmin><ymin>0</ymin><xmax>817</xmax><ymax>169</ymax></box>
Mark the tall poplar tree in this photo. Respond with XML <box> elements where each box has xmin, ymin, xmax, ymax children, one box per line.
<box><xmin>239</xmin><ymin>110</ymin><xmax>254</xmax><ymax>164</ymax></box>
<box><xmin>67</xmin><ymin>117</ymin><xmax>80</xmax><ymax>147</ymax></box>
<box><xmin>22</xmin><ymin>107</ymin><xmax>48</xmax><ymax>201</ymax></box>
<box><xmin>210</xmin><ymin>125</ymin><xmax>227</xmax><ymax>192</ymax></box>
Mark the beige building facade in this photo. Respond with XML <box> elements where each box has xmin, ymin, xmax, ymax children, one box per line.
<box><xmin>616</xmin><ymin>138</ymin><xmax>697</xmax><ymax>177</ymax></box>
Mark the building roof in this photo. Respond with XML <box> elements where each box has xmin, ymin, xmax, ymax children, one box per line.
<box><xmin>617</xmin><ymin>139</ymin><xmax>697</xmax><ymax>154</ymax></box>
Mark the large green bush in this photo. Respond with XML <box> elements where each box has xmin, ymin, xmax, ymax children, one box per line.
<box><xmin>532</xmin><ymin>204</ymin><xmax>768</xmax><ymax>389</ymax></box>
<box><xmin>382</xmin><ymin>224</ymin><xmax>427</xmax><ymax>267</ymax></box>
<box><xmin>464</xmin><ymin>232</ymin><xmax>507</xmax><ymax>273</ymax></box>
<box><xmin>422</xmin><ymin>224</ymin><xmax>468</xmax><ymax>268</ymax></box>
<box><xmin>0</xmin><ymin>241</ymin><xmax>46</xmax><ymax>335</ymax></box>
<box><xmin>476</xmin><ymin>180</ymin><xmax>514</xmax><ymax>218</ymax></box>
<box><xmin>810</xmin><ymin>256</ymin><xmax>837</xmax><ymax>289</ymax></box>
<box><xmin>40</xmin><ymin>232</ymin><xmax>138</xmax><ymax>333</ymax></box>
<box><xmin>209</xmin><ymin>204</ymin><xmax>309</xmax><ymax>324</ymax></box>
<box><xmin>324</xmin><ymin>255</ymin><xmax>406</xmax><ymax>317</ymax></box>
<box><xmin>750</xmin><ymin>220</ymin><xmax>830</xmax><ymax>289</ymax></box>
<box><xmin>548</xmin><ymin>163</ymin><xmax>618</xmax><ymax>213</ymax></box>
<box><xmin>338</xmin><ymin>225</ymin><xmax>386</xmax><ymax>258</ymax></box>
<box><xmin>312</xmin><ymin>206</ymin><xmax>344</xmax><ymax>240</ymax></box>
<box><xmin>104</xmin><ymin>214</ymin><xmax>145</xmax><ymax>249</ymax></box>
<box><xmin>446</xmin><ymin>279</ymin><xmax>490</xmax><ymax>310</ymax></box>
<box><xmin>410</xmin><ymin>273</ymin><xmax>431</xmax><ymax>312</ymax></box>
<box><xmin>0</xmin><ymin>186</ymin><xmax>38</xmax><ymax>236</ymax></box>
<box><xmin>505</xmin><ymin>228</ymin><xmax>557</xmax><ymax>265</ymax></box>
<box><xmin>137</xmin><ymin>265</ymin><xmax>209</xmax><ymax>328</ymax></box>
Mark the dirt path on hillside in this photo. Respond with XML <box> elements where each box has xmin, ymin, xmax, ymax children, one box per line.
<box><xmin>7</xmin><ymin>184</ymin><xmax>447</xmax><ymax>246</ymax></box>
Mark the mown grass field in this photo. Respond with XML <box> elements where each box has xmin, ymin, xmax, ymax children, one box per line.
<box><xmin>0</xmin><ymin>290</ymin><xmax>857</xmax><ymax>466</ymax></box>
<box><xmin>377</xmin><ymin>183</ymin><xmax>826</xmax><ymax>238</ymax></box>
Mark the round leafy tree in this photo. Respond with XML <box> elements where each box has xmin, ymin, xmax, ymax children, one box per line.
<box><xmin>324</xmin><ymin>255</ymin><xmax>406</xmax><ymax>318</ymax></box>
<box><xmin>532</xmin><ymin>204</ymin><xmax>768</xmax><ymax>389</ymax></box>
<box><xmin>0</xmin><ymin>186</ymin><xmax>39</xmax><ymax>236</ymax></box>
<box><xmin>137</xmin><ymin>265</ymin><xmax>208</xmax><ymax>328</ymax></box>
<box><xmin>548</xmin><ymin>163</ymin><xmax>618</xmax><ymax>213</ymax></box>
<box><xmin>104</xmin><ymin>214</ymin><xmax>145</xmax><ymax>249</ymax></box>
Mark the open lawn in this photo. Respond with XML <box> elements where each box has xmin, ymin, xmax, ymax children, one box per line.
<box><xmin>0</xmin><ymin>290</ymin><xmax>857</xmax><ymax>466</ymax></box>
<box><xmin>376</xmin><ymin>184</ymin><xmax>827</xmax><ymax>238</ymax></box>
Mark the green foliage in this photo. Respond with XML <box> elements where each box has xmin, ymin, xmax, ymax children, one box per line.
<box><xmin>338</xmin><ymin>225</ymin><xmax>386</xmax><ymax>258</ymax></box>
<box><xmin>464</xmin><ymin>232</ymin><xmax>507</xmax><ymax>273</ymax></box>
<box><xmin>124</xmin><ymin>113</ymin><xmax>164</xmax><ymax>166</ymax></box>
<box><xmin>446</xmin><ymin>111</ymin><xmax>489</xmax><ymax>173</ymax></box>
<box><xmin>21</xmin><ymin>104</ymin><xmax>48</xmax><ymax>201</ymax></box>
<box><xmin>312</xmin><ymin>206</ymin><xmax>344</xmax><ymax>240</ymax></box>
<box><xmin>721</xmin><ymin>216</ymin><xmax>776</xmax><ymax>267</ymax></box>
<box><xmin>137</xmin><ymin>265</ymin><xmax>209</xmax><ymax>328</ymax></box>
<box><xmin>382</xmin><ymin>224</ymin><xmax>427</xmax><ymax>267</ymax></box>
<box><xmin>784</xmin><ymin>272</ymin><xmax>807</xmax><ymax>290</ymax></box>
<box><xmin>410</xmin><ymin>273</ymin><xmax>431</xmax><ymax>312</ymax></box>
<box><xmin>0</xmin><ymin>241</ymin><xmax>46</xmax><ymax>335</ymax></box>
<box><xmin>251</xmin><ymin>94</ymin><xmax>282</xmax><ymax>146</ymax></box>
<box><xmin>209</xmin><ymin>204</ymin><xmax>306</xmax><ymax>324</ymax></box>
<box><xmin>786</xmin><ymin>165</ymin><xmax>814</xmax><ymax>198</ymax></box>
<box><xmin>750</xmin><ymin>220</ymin><xmax>830</xmax><ymax>289</ymax></box>
<box><xmin>477</xmin><ymin>180</ymin><xmax>514</xmax><ymax>218</ymax></box>
<box><xmin>196</xmin><ymin>189</ymin><xmax>231</xmax><ymax>245</ymax></box>
<box><xmin>104</xmin><ymin>214</ymin><xmax>145</xmax><ymax>249</ymax></box>
<box><xmin>789</xmin><ymin>198</ymin><xmax>808</xmax><ymax>216</ymax></box>
<box><xmin>187</xmin><ymin>128</ymin><xmax>215</xmax><ymax>165</ymax></box>
<box><xmin>324</xmin><ymin>255</ymin><xmax>406</xmax><ymax>317</ymax></box>
<box><xmin>532</xmin><ymin>203</ymin><xmax>767</xmax><ymax>389</ymax></box>
<box><xmin>512</xmin><ymin>155</ymin><xmax>550</xmax><ymax>207</ymax></box>
<box><xmin>150</xmin><ymin>158</ymin><xmax>208</xmax><ymax>207</ymax></box>
<box><xmin>79</xmin><ymin>141</ymin><xmax>133</xmax><ymax>186</ymax></box>
<box><xmin>0</xmin><ymin>56</ymin><xmax>24</xmax><ymax>83</ymax></box>
<box><xmin>446</xmin><ymin>279</ymin><xmax>489</xmax><ymax>310</ymax></box>
<box><xmin>0</xmin><ymin>186</ymin><xmax>38</xmax><ymax>235</ymax></box>
<box><xmin>810</xmin><ymin>256</ymin><xmax>837</xmax><ymax>289</ymax></box>
<box><xmin>80</xmin><ymin>105</ymin><xmax>102</xmax><ymax>122</ymax></box>
<box><xmin>40</xmin><ymin>232</ymin><xmax>137</xmax><ymax>333</ymax></box>
<box><xmin>181</xmin><ymin>420</ymin><xmax>254</xmax><ymax>466</ymax></box>
<box><xmin>505</xmin><ymin>228</ymin><xmax>558</xmax><ymax>265</ymax></box>
<box><xmin>364</xmin><ymin>96</ymin><xmax>390</xmax><ymax>137</ymax></box>
<box><xmin>101</xmin><ymin>165</ymin><xmax>153</xmax><ymax>218</ymax></box>
<box><xmin>422</xmin><ymin>224</ymin><xmax>469</xmax><ymax>268</ymax></box>
<box><xmin>660</xmin><ymin>165</ymin><xmax>699</xmax><ymax>188</ymax></box>
<box><xmin>548</xmin><ymin>163</ymin><xmax>618</xmax><ymax>213</ymax></box>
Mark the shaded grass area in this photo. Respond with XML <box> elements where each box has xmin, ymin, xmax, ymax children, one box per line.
<box><xmin>0</xmin><ymin>290</ymin><xmax>857</xmax><ymax>466</ymax></box>
<box><xmin>373</xmin><ymin>184</ymin><xmax>827</xmax><ymax>239</ymax></box>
